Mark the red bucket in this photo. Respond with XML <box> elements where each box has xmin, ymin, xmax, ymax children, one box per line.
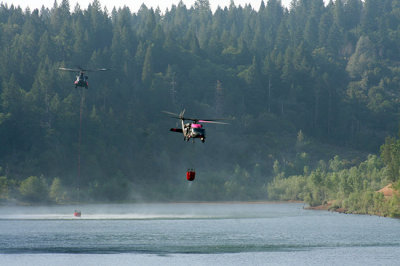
<box><xmin>186</xmin><ymin>170</ymin><xmax>196</xmax><ymax>181</ymax></box>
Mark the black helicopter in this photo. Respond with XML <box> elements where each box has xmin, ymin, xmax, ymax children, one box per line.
<box><xmin>59</xmin><ymin>67</ymin><xmax>107</xmax><ymax>88</ymax></box>
<box><xmin>162</xmin><ymin>110</ymin><xmax>228</xmax><ymax>143</ymax></box>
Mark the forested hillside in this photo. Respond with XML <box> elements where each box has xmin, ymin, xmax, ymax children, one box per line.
<box><xmin>1</xmin><ymin>0</ymin><xmax>400</xmax><ymax>203</ymax></box>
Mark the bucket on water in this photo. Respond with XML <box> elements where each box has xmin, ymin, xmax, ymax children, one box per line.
<box><xmin>186</xmin><ymin>169</ymin><xmax>196</xmax><ymax>181</ymax></box>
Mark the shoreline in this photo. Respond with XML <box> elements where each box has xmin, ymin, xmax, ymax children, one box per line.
<box><xmin>1</xmin><ymin>200</ymin><xmax>305</xmax><ymax>207</ymax></box>
<box><xmin>305</xmin><ymin>203</ymin><xmax>347</xmax><ymax>214</ymax></box>
<box><xmin>305</xmin><ymin>184</ymin><xmax>400</xmax><ymax>217</ymax></box>
<box><xmin>305</xmin><ymin>202</ymin><xmax>399</xmax><ymax>218</ymax></box>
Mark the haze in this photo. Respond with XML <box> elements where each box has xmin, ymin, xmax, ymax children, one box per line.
<box><xmin>2</xmin><ymin>0</ymin><xmax>295</xmax><ymax>12</ymax></box>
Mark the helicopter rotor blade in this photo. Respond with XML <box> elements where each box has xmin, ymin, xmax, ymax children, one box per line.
<box><xmin>198</xmin><ymin>120</ymin><xmax>229</xmax><ymax>124</ymax></box>
<box><xmin>162</xmin><ymin>110</ymin><xmax>229</xmax><ymax>123</ymax></box>
<box><xmin>162</xmin><ymin>110</ymin><xmax>179</xmax><ymax>116</ymax></box>
<box><xmin>180</xmin><ymin>109</ymin><xmax>185</xmax><ymax>119</ymax></box>
<box><xmin>59</xmin><ymin>67</ymin><xmax>81</xmax><ymax>72</ymax></box>
<box><xmin>162</xmin><ymin>111</ymin><xmax>182</xmax><ymax>119</ymax></box>
<box><xmin>85</xmin><ymin>68</ymin><xmax>108</xmax><ymax>72</ymax></box>
<box><xmin>162</xmin><ymin>110</ymin><xmax>192</xmax><ymax>121</ymax></box>
<box><xmin>60</xmin><ymin>67</ymin><xmax>108</xmax><ymax>72</ymax></box>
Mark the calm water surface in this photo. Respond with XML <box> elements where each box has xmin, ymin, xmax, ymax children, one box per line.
<box><xmin>0</xmin><ymin>202</ymin><xmax>399</xmax><ymax>265</ymax></box>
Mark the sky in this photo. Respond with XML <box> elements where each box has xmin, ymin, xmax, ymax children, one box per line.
<box><xmin>1</xmin><ymin>0</ymin><xmax>295</xmax><ymax>13</ymax></box>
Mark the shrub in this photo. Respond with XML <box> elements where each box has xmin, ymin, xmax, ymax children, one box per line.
<box><xmin>19</xmin><ymin>176</ymin><xmax>49</xmax><ymax>203</ymax></box>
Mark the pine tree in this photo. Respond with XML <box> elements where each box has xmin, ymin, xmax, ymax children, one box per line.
<box><xmin>142</xmin><ymin>44</ymin><xmax>153</xmax><ymax>86</ymax></box>
<box><xmin>346</xmin><ymin>36</ymin><xmax>376</xmax><ymax>78</ymax></box>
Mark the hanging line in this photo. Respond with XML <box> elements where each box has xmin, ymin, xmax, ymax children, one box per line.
<box><xmin>189</xmin><ymin>138</ymin><xmax>196</xmax><ymax>170</ymax></box>
<box><xmin>77</xmin><ymin>89</ymin><xmax>85</xmax><ymax>204</ymax></box>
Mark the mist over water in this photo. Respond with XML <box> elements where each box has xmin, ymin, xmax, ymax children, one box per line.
<box><xmin>1</xmin><ymin>203</ymin><xmax>400</xmax><ymax>265</ymax></box>
<box><xmin>0</xmin><ymin>202</ymin><xmax>294</xmax><ymax>220</ymax></box>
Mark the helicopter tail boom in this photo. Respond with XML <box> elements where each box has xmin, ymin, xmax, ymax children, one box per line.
<box><xmin>170</xmin><ymin>128</ymin><xmax>183</xmax><ymax>133</ymax></box>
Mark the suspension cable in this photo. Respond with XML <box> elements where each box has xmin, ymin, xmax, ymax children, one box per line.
<box><xmin>77</xmin><ymin>89</ymin><xmax>85</xmax><ymax>204</ymax></box>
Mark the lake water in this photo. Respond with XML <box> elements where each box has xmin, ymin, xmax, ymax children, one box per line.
<box><xmin>1</xmin><ymin>202</ymin><xmax>400</xmax><ymax>265</ymax></box>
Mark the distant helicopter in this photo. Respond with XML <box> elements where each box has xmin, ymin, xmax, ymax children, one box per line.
<box><xmin>59</xmin><ymin>67</ymin><xmax>108</xmax><ymax>88</ymax></box>
<box><xmin>162</xmin><ymin>110</ymin><xmax>228</xmax><ymax>143</ymax></box>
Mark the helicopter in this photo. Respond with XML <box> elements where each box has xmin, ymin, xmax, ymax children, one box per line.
<box><xmin>59</xmin><ymin>67</ymin><xmax>107</xmax><ymax>88</ymax></box>
<box><xmin>162</xmin><ymin>110</ymin><xmax>228</xmax><ymax>143</ymax></box>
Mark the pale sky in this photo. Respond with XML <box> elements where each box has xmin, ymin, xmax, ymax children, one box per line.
<box><xmin>1</xmin><ymin>0</ymin><xmax>295</xmax><ymax>13</ymax></box>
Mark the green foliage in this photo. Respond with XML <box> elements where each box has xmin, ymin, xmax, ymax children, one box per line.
<box><xmin>0</xmin><ymin>176</ymin><xmax>9</xmax><ymax>200</ymax></box>
<box><xmin>49</xmin><ymin>177</ymin><xmax>66</xmax><ymax>203</ymax></box>
<box><xmin>267</xmin><ymin>174</ymin><xmax>307</xmax><ymax>201</ymax></box>
<box><xmin>89</xmin><ymin>177</ymin><xmax>131</xmax><ymax>202</ymax></box>
<box><xmin>267</xmin><ymin>153</ymin><xmax>399</xmax><ymax>216</ymax></box>
<box><xmin>346</xmin><ymin>36</ymin><xmax>375</xmax><ymax>78</ymax></box>
<box><xmin>380</xmin><ymin>136</ymin><xmax>400</xmax><ymax>182</ymax></box>
<box><xmin>0</xmin><ymin>175</ymin><xmax>18</xmax><ymax>202</ymax></box>
<box><xmin>19</xmin><ymin>176</ymin><xmax>49</xmax><ymax>203</ymax></box>
<box><xmin>141</xmin><ymin>44</ymin><xmax>153</xmax><ymax>85</ymax></box>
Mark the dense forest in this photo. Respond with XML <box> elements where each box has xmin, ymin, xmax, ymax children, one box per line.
<box><xmin>0</xmin><ymin>0</ymin><xmax>400</xmax><ymax>206</ymax></box>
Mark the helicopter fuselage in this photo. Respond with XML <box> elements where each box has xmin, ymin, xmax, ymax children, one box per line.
<box><xmin>183</xmin><ymin>122</ymin><xmax>206</xmax><ymax>142</ymax></box>
<box><xmin>74</xmin><ymin>72</ymin><xmax>89</xmax><ymax>88</ymax></box>
<box><xmin>170</xmin><ymin>120</ymin><xmax>206</xmax><ymax>142</ymax></box>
